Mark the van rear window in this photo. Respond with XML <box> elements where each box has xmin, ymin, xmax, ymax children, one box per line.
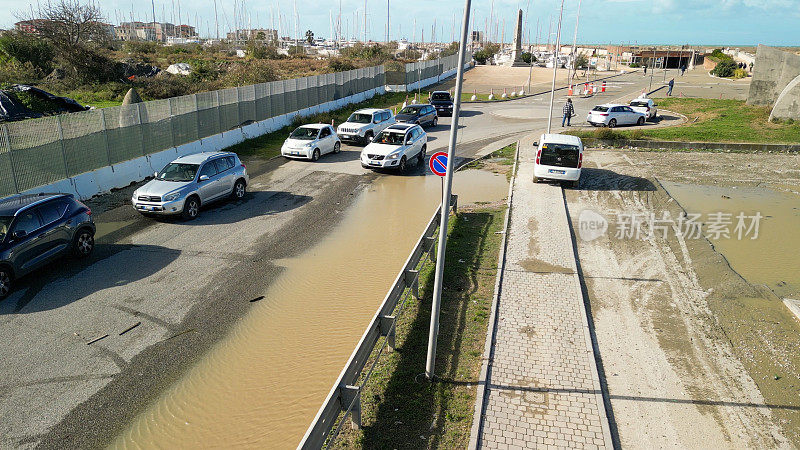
<box><xmin>630</xmin><ymin>101</ymin><xmax>649</xmax><ymax>107</ymax></box>
<box><xmin>540</xmin><ymin>144</ymin><xmax>580</xmax><ymax>168</ymax></box>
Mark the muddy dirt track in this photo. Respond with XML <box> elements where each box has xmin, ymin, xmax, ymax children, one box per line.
<box><xmin>564</xmin><ymin>149</ymin><xmax>800</xmax><ymax>447</ymax></box>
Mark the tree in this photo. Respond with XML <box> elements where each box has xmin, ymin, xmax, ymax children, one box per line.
<box><xmin>572</xmin><ymin>54</ymin><xmax>588</xmax><ymax>70</ymax></box>
<box><xmin>305</xmin><ymin>30</ymin><xmax>314</xmax><ymax>45</ymax></box>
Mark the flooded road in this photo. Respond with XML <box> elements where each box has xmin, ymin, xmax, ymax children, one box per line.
<box><xmin>111</xmin><ymin>169</ymin><xmax>508</xmax><ymax>449</ymax></box>
<box><xmin>662</xmin><ymin>181</ymin><xmax>800</xmax><ymax>300</ymax></box>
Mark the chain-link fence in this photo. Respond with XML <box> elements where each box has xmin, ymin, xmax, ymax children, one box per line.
<box><xmin>1</xmin><ymin>54</ymin><xmax>467</xmax><ymax>198</ymax></box>
<box><xmin>0</xmin><ymin>66</ymin><xmax>386</xmax><ymax>198</ymax></box>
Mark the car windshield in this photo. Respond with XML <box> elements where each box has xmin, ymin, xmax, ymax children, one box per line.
<box><xmin>0</xmin><ymin>216</ymin><xmax>11</xmax><ymax>241</ymax></box>
<box><xmin>375</xmin><ymin>130</ymin><xmax>406</xmax><ymax>145</ymax></box>
<box><xmin>290</xmin><ymin>127</ymin><xmax>319</xmax><ymax>140</ymax></box>
<box><xmin>158</xmin><ymin>163</ymin><xmax>199</xmax><ymax>182</ymax></box>
<box><xmin>630</xmin><ymin>101</ymin><xmax>649</xmax><ymax>107</ymax></box>
<box><xmin>346</xmin><ymin>113</ymin><xmax>373</xmax><ymax>124</ymax></box>
<box><xmin>431</xmin><ymin>93</ymin><xmax>450</xmax><ymax>101</ymax></box>
<box><xmin>400</xmin><ymin>106</ymin><xmax>422</xmax><ymax>115</ymax></box>
<box><xmin>592</xmin><ymin>106</ymin><xmax>609</xmax><ymax>112</ymax></box>
<box><xmin>540</xmin><ymin>143</ymin><xmax>580</xmax><ymax>168</ymax></box>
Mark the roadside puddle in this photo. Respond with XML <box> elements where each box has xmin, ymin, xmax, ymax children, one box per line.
<box><xmin>661</xmin><ymin>181</ymin><xmax>800</xmax><ymax>300</ymax></box>
<box><xmin>111</xmin><ymin>168</ymin><xmax>508</xmax><ymax>449</ymax></box>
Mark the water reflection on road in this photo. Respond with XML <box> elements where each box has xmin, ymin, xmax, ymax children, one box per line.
<box><xmin>111</xmin><ymin>169</ymin><xmax>508</xmax><ymax>449</ymax></box>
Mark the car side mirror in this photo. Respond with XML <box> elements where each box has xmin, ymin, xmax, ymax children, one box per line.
<box><xmin>532</xmin><ymin>142</ymin><xmax>538</xmax><ymax>147</ymax></box>
<box><xmin>374</xmin><ymin>119</ymin><xmax>380</xmax><ymax>124</ymax></box>
<box><xmin>12</xmin><ymin>230</ymin><xmax>27</xmax><ymax>240</ymax></box>
<box><xmin>199</xmin><ymin>175</ymin><xmax>210</xmax><ymax>182</ymax></box>
<box><xmin>154</xmin><ymin>171</ymin><xmax>159</xmax><ymax>178</ymax></box>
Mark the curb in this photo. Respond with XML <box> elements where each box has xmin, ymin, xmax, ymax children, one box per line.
<box><xmin>579</xmin><ymin>137</ymin><xmax>800</xmax><ymax>153</ymax></box>
<box><xmin>467</xmin><ymin>139</ymin><xmax>520</xmax><ymax>449</ymax></box>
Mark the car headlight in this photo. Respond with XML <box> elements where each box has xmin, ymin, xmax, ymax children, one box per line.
<box><xmin>386</xmin><ymin>152</ymin><xmax>400</xmax><ymax>160</ymax></box>
<box><xmin>163</xmin><ymin>192</ymin><xmax>180</xmax><ymax>202</ymax></box>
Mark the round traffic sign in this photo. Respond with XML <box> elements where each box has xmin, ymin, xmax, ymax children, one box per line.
<box><xmin>429</xmin><ymin>152</ymin><xmax>448</xmax><ymax>177</ymax></box>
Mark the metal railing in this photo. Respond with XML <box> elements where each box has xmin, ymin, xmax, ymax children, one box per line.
<box><xmin>298</xmin><ymin>195</ymin><xmax>458</xmax><ymax>449</ymax></box>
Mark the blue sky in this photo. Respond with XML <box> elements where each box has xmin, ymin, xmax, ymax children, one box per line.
<box><xmin>1</xmin><ymin>0</ymin><xmax>797</xmax><ymax>46</ymax></box>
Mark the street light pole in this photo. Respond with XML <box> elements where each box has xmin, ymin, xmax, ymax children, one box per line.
<box><xmin>425</xmin><ymin>0</ymin><xmax>472</xmax><ymax>381</ymax></box>
<box><xmin>568</xmin><ymin>0</ymin><xmax>582</xmax><ymax>86</ymax></box>
<box><xmin>546</xmin><ymin>0</ymin><xmax>565</xmax><ymax>134</ymax></box>
<box><xmin>649</xmin><ymin>47</ymin><xmax>656</xmax><ymax>92</ymax></box>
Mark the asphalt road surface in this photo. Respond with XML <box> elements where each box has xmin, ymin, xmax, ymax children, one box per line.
<box><xmin>0</xmin><ymin>71</ymin><xmax>668</xmax><ymax>449</ymax></box>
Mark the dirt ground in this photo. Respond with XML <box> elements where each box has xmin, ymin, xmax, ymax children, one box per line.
<box><xmin>564</xmin><ymin>149</ymin><xmax>800</xmax><ymax>448</ymax></box>
<box><xmin>438</xmin><ymin>65</ymin><xmax>576</xmax><ymax>94</ymax></box>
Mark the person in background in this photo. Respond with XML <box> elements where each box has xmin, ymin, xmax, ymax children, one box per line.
<box><xmin>562</xmin><ymin>98</ymin><xmax>575</xmax><ymax>127</ymax></box>
<box><xmin>667</xmin><ymin>78</ymin><xmax>675</xmax><ymax>96</ymax></box>
<box><xmin>680</xmin><ymin>64</ymin><xmax>686</xmax><ymax>76</ymax></box>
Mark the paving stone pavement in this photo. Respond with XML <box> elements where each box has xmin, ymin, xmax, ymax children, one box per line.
<box><xmin>470</xmin><ymin>142</ymin><xmax>613</xmax><ymax>449</ymax></box>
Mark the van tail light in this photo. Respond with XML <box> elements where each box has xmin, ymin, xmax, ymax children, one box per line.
<box><xmin>536</xmin><ymin>148</ymin><xmax>542</xmax><ymax>165</ymax></box>
<box><xmin>86</xmin><ymin>209</ymin><xmax>92</xmax><ymax>216</ymax></box>
<box><xmin>578</xmin><ymin>153</ymin><xmax>583</xmax><ymax>169</ymax></box>
<box><xmin>241</xmin><ymin>163</ymin><xmax>246</xmax><ymax>169</ymax></box>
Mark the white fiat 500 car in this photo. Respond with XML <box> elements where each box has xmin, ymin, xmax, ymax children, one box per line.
<box><xmin>629</xmin><ymin>97</ymin><xmax>658</xmax><ymax>121</ymax></box>
<box><xmin>281</xmin><ymin>124</ymin><xmax>341</xmax><ymax>161</ymax></box>
<box><xmin>533</xmin><ymin>133</ymin><xmax>583</xmax><ymax>188</ymax></box>
<box><xmin>360</xmin><ymin>123</ymin><xmax>427</xmax><ymax>172</ymax></box>
<box><xmin>587</xmin><ymin>103</ymin><xmax>646</xmax><ymax>128</ymax></box>
<box><xmin>336</xmin><ymin>108</ymin><xmax>395</xmax><ymax>145</ymax></box>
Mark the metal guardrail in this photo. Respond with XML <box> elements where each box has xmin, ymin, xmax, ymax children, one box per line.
<box><xmin>298</xmin><ymin>195</ymin><xmax>458</xmax><ymax>449</ymax></box>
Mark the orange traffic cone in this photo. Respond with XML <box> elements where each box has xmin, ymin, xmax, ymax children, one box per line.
<box><xmin>568</xmin><ymin>84</ymin><xmax>573</xmax><ymax>96</ymax></box>
<box><xmin>601</xmin><ymin>81</ymin><xmax>606</xmax><ymax>93</ymax></box>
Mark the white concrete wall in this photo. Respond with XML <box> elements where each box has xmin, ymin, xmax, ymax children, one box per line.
<box><xmin>22</xmin><ymin>87</ymin><xmax>385</xmax><ymax>200</ymax></box>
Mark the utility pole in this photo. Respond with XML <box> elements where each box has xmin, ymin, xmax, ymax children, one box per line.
<box><xmin>546</xmin><ymin>0</ymin><xmax>565</xmax><ymax>134</ymax></box>
<box><xmin>568</xmin><ymin>0</ymin><xmax>582</xmax><ymax>85</ymax></box>
<box><xmin>364</xmin><ymin>0</ymin><xmax>368</xmax><ymax>43</ymax></box>
<box><xmin>213</xmin><ymin>0</ymin><xmax>219</xmax><ymax>40</ymax></box>
<box><xmin>649</xmin><ymin>47</ymin><xmax>656</xmax><ymax>92</ymax></box>
<box><xmin>425</xmin><ymin>0</ymin><xmax>472</xmax><ymax>382</ymax></box>
<box><xmin>386</xmin><ymin>0</ymin><xmax>390</xmax><ymax>43</ymax></box>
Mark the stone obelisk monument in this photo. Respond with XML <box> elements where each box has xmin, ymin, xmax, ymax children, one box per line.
<box><xmin>509</xmin><ymin>9</ymin><xmax>527</xmax><ymax>67</ymax></box>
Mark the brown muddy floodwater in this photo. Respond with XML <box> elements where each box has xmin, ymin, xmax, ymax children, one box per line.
<box><xmin>111</xmin><ymin>169</ymin><xmax>508</xmax><ymax>449</ymax></box>
<box><xmin>662</xmin><ymin>181</ymin><xmax>800</xmax><ymax>300</ymax></box>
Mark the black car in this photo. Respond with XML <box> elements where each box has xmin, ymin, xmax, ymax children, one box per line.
<box><xmin>430</xmin><ymin>91</ymin><xmax>454</xmax><ymax>116</ymax></box>
<box><xmin>395</xmin><ymin>104</ymin><xmax>438</xmax><ymax>128</ymax></box>
<box><xmin>0</xmin><ymin>193</ymin><xmax>95</xmax><ymax>299</ymax></box>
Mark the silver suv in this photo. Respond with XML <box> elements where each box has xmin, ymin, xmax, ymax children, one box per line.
<box><xmin>336</xmin><ymin>108</ymin><xmax>396</xmax><ymax>145</ymax></box>
<box><xmin>132</xmin><ymin>151</ymin><xmax>249</xmax><ymax>220</ymax></box>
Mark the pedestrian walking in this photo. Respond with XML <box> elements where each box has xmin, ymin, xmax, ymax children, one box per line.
<box><xmin>562</xmin><ymin>98</ymin><xmax>575</xmax><ymax>127</ymax></box>
<box><xmin>680</xmin><ymin>64</ymin><xmax>686</xmax><ymax>76</ymax></box>
<box><xmin>644</xmin><ymin>65</ymin><xmax>647</xmax><ymax>75</ymax></box>
<box><xmin>667</xmin><ymin>78</ymin><xmax>675</xmax><ymax>96</ymax></box>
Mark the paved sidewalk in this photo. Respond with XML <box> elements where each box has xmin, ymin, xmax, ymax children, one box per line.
<box><xmin>470</xmin><ymin>138</ymin><xmax>613</xmax><ymax>449</ymax></box>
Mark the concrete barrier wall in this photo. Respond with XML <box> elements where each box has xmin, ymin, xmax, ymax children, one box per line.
<box><xmin>22</xmin><ymin>87</ymin><xmax>385</xmax><ymax>200</ymax></box>
<box><xmin>747</xmin><ymin>44</ymin><xmax>800</xmax><ymax>109</ymax></box>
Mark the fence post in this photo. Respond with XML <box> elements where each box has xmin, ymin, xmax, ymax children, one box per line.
<box><xmin>168</xmin><ymin>98</ymin><xmax>176</xmax><ymax>148</ymax></box>
<box><xmin>2</xmin><ymin>124</ymin><xmax>20</xmax><ymax>193</ymax></box>
<box><xmin>137</xmin><ymin>104</ymin><xmax>148</xmax><ymax>156</ymax></box>
<box><xmin>379</xmin><ymin>315</ymin><xmax>397</xmax><ymax>352</ymax></box>
<box><xmin>216</xmin><ymin>90</ymin><xmax>224</xmax><ymax>135</ymax></box>
<box><xmin>99</xmin><ymin>109</ymin><xmax>113</xmax><ymax>168</ymax></box>
<box><xmin>339</xmin><ymin>385</ymin><xmax>362</xmax><ymax>429</ymax></box>
<box><xmin>56</xmin><ymin>115</ymin><xmax>70</xmax><ymax>178</ymax></box>
<box><xmin>194</xmin><ymin>94</ymin><xmax>202</xmax><ymax>142</ymax></box>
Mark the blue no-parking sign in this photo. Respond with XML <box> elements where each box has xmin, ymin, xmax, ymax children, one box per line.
<box><xmin>429</xmin><ymin>152</ymin><xmax>448</xmax><ymax>177</ymax></box>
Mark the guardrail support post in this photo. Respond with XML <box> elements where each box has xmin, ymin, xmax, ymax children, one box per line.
<box><xmin>379</xmin><ymin>315</ymin><xmax>397</xmax><ymax>352</ymax></box>
<box><xmin>339</xmin><ymin>384</ymin><xmax>362</xmax><ymax>429</ymax></box>
<box><xmin>451</xmin><ymin>194</ymin><xmax>458</xmax><ymax>214</ymax></box>
<box><xmin>405</xmin><ymin>270</ymin><xmax>419</xmax><ymax>299</ymax></box>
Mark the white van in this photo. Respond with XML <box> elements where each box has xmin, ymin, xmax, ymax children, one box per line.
<box><xmin>533</xmin><ymin>134</ymin><xmax>584</xmax><ymax>188</ymax></box>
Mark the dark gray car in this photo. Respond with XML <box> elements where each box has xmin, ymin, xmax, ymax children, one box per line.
<box><xmin>0</xmin><ymin>193</ymin><xmax>95</xmax><ymax>299</ymax></box>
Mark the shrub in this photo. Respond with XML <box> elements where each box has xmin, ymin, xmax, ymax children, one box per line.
<box><xmin>733</xmin><ymin>68</ymin><xmax>748</xmax><ymax>79</ymax></box>
<box><xmin>124</xmin><ymin>41</ymin><xmax>159</xmax><ymax>55</ymax></box>
<box><xmin>629</xmin><ymin>62</ymin><xmax>640</xmax><ymax>68</ymax></box>
<box><xmin>328</xmin><ymin>57</ymin><xmax>356</xmax><ymax>72</ymax></box>
<box><xmin>0</xmin><ymin>31</ymin><xmax>53</xmax><ymax>75</ymax></box>
<box><xmin>521</xmin><ymin>52</ymin><xmax>532</xmax><ymax>64</ymax></box>
<box><xmin>246</xmin><ymin>41</ymin><xmax>280</xmax><ymax>60</ymax></box>
<box><xmin>629</xmin><ymin>129</ymin><xmax>644</xmax><ymax>140</ymax></box>
<box><xmin>222</xmin><ymin>60</ymin><xmax>277</xmax><ymax>86</ymax></box>
<box><xmin>594</xmin><ymin>128</ymin><xmax>624</xmax><ymax>140</ymax></box>
<box><xmin>711</xmin><ymin>59</ymin><xmax>737</xmax><ymax>78</ymax></box>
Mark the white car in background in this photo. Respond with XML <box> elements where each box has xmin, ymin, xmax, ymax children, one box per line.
<box><xmin>533</xmin><ymin>133</ymin><xmax>584</xmax><ymax>188</ymax></box>
<box><xmin>629</xmin><ymin>97</ymin><xmax>658</xmax><ymax>121</ymax></box>
<box><xmin>360</xmin><ymin>124</ymin><xmax>427</xmax><ymax>172</ymax></box>
<box><xmin>336</xmin><ymin>108</ymin><xmax>395</xmax><ymax>145</ymax></box>
<box><xmin>587</xmin><ymin>104</ymin><xmax>646</xmax><ymax>128</ymax></box>
<box><xmin>281</xmin><ymin>124</ymin><xmax>341</xmax><ymax>161</ymax></box>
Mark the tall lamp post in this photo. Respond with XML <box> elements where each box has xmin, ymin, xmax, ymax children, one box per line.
<box><xmin>425</xmin><ymin>0</ymin><xmax>472</xmax><ymax>381</ymax></box>
<box><xmin>546</xmin><ymin>0</ymin><xmax>566</xmax><ymax>134</ymax></box>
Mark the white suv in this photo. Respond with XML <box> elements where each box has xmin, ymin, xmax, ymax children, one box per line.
<box><xmin>629</xmin><ymin>97</ymin><xmax>658</xmax><ymax>121</ymax></box>
<box><xmin>337</xmin><ymin>108</ymin><xmax>396</xmax><ymax>145</ymax></box>
<box><xmin>360</xmin><ymin>124</ymin><xmax>427</xmax><ymax>172</ymax></box>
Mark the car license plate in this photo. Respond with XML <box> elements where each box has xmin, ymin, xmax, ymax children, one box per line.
<box><xmin>548</xmin><ymin>169</ymin><xmax>566</xmax><ymax>175</ymax></box>
<box><xmin>370</xmin><ymin>161</ymin><xmax>381</xmax><ymax>166</ymax></box>
<box><xmin>291</xmin><ymin>151</ymin><xmax>299</xmax><ymax>156</ymax></box>
<box><xmin>343</xmin><ymin>134</ymin><xmax>351</xmax><ymax>139</ymax></box>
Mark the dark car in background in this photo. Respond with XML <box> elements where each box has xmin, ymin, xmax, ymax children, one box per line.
<box><xmin>395</xmin><ymin>104</ymin><xmax>438</xmax><ymax>127</ymax></box>
<box><xmin>0</xmin><ymin>193</ymin><xmax>95</xmax><ymax>299</ymax></box>
<box><xmin>430</xmin><ymin>91</ymin><xmax>454</xmax><ymax>116</ymax></box>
